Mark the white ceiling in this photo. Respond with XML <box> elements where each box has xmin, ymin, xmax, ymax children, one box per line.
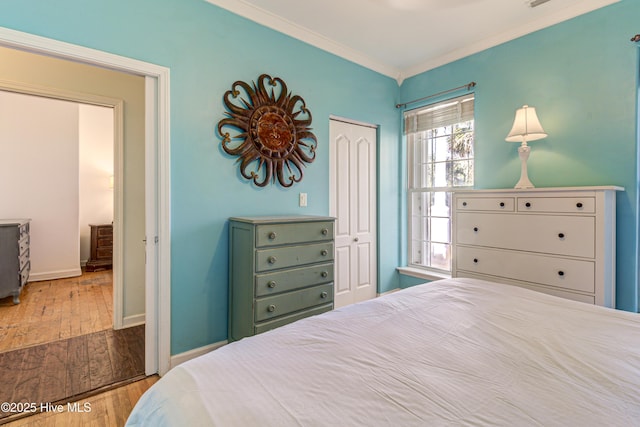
<box><xmin>205</xmin><ymin>0</ymin><xmax>619</xmax><ymax>84</ymax></box>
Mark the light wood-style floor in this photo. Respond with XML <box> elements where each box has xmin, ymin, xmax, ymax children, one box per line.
<box><xmin>3</xmin><ymin>375</ymin><xmax>159</xmax><ymax>427</ymax></box>
<box><xmin>0</xmin><ymin>271</ymin><xmax>113</xmax><ymax>353</ymax></box>
<box><xmin>0</xmin><ymin>270</ymin><xmax>152</xmax><ymax>426</ymax></box>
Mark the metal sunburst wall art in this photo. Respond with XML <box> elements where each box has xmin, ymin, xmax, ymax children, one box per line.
<box><xmin>217</xmin><ymin>74</ymin><xmax>317</xmax><ymax>187</ymax></box>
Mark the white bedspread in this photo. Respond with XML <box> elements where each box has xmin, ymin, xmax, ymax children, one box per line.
<box><xmin>126</xmin><ymin>278</ymin><xmax>640</xmax><ymax>426</ymax></box>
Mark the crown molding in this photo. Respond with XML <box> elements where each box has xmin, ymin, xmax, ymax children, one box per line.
<box><xmin>403</xmin><ymin>0</ymin><xmax>620</xmax><ymax>79</ymax></box>
<box><xmin>204</xmin><ymin>0</ymin><xmax>402</xmax><ymax>82</ymax></box>
<box><xmin>205</xmin><ymin>0</ymin><xmax>619</xmax><ymax>85</ymax></box>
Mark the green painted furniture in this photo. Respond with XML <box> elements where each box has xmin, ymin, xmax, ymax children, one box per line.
<box><xmin>0</xmin><ymin>219</ymin><xmax>31</xmax><ymax>304</ymax></box>
<box><xmin>228</xmin><ymin>216</ymin><xmax>335</xmax><ymax>341</ymax></box>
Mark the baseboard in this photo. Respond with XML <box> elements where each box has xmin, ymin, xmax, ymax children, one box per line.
<box><xmin>170</xmin><ymin>340</ymin><xmax>227</xmax><ymax>370</ymax></box>
<box><xmin>29</xmin><ymin>268</ymin><xmax>82</xmax><ymax>282</ymax></box>
<box><xmin>122</xmin><ymin>313</ymin><xmax>145</xmax><ymax>328</ymax></box>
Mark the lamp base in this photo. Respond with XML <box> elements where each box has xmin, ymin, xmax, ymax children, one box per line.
<box><xmin>514</xmin><ymin>145</ymin><xmax>534</xmax><ymax>189</ymax></box>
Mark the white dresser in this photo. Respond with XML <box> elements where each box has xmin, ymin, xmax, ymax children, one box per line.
<box><xmin>452</xmin><ymin>187</ymin><xmax>622</xmax><ymax>307</ymax></box>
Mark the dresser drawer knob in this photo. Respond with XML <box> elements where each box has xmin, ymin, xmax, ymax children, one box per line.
<box><xmin>462</xmin><ymin>201</ymin><xmax>468</xmax><ymax>207</ymax></box>
<box><xmin>473</xmin><ymin>227</ymin><xmax>479</xmax><ymax>232</ymax></box>
<box><xmin>268</xmin><ymin>304</ymin><xmax>276</xmax><ymax>312</ymax></box>
<box><xmin>268</xmin><ymin>256</ymin><xmax>277</xmax><ymax>264</ymax></box>
<box><xmin>558</xmin><ymin>271</ymin><xmax>565</xmax><ymax>277</ymax></box>
<box><xmin>267</xmin><ymin>281</ymin><xmax>277</xmax><ymax>288</ymax></box>
<box><xmin>499</xmin><ymin>202</ymin><xmax>505</xmax><ymax>207</ymax></box>
<box><xmin>473</xmin><ymin>258</ymin><xmax>478</xmax><ymax>264</ymax></box>
<box><xmin>525</xmin><ymin>202</ymin><xmax>531</xmax><ymax>208</ymax></box>
<box><xmin>268</xmin><ymin>232</ymin><xmax>277</xmax><ymax>240</ymax></box>
<box><xmin>321</xmin><ymin>249</ymin><xmax>328</xmax><ymax>256</ymax></box>
<box><xmin>321</xmin><ymin>271</ymin><xmax>328</xmax><ymax>278</ymax></box>
<box><xmin>320</xmin><ymin>291</ymin><xmax>328</xmax><ymax>299</ymax></box>
<box><xmin>576</xmin><ymin>202</ymin><xmax>583</xmax><ymax>209</ymax></box>
<box><xmin>558</xmin><ymin>233</ymin><xmax>565</xmax><ymax>239</ymax></box>
<box><xmin>321</xmin><ymin>228</ymin><xmax>329</xmax><ymax>235</ymax></box>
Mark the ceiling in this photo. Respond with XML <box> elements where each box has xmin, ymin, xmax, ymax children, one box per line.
<box><xmin>205</xmin><ymin>0</ymin><xmax>619</xmax><ymax>84</ymax></box>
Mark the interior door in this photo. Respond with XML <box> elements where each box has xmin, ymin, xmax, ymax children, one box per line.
<box><xmin>329</xmin><ymin>119</ymin><xmax>377</xmax><ymax>308</ymax></box>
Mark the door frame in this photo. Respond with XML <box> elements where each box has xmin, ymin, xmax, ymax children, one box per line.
<box><xmin>0</xmin><ymin>26</ymin><xmax>172</xmax><ymax>376</ymax></box>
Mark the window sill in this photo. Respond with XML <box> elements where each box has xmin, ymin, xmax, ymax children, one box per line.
<box><xmin>396</xmin><ymin>266</ymin><xmax>451</xmax><ymax>282</ymax></box>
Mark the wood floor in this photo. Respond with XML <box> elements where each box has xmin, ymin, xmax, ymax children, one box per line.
<box><xmin>2</xmin><ymin>375</ymin><xmax>159</xmax><ymax>427</ymax></box>
<box><xmin>0</xmin><ymin>271</ymin><xmax>113</xmax><ymax>352</ymax></box>
<box><xmin>0</xmin><ymin>271</ymin><xmax>147</xmax><ymax>425</ymax></box>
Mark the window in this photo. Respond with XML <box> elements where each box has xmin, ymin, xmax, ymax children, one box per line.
<box><xmin>405</xmin><ymin>94</ymin><xmax>474</xmax><ymax>272</ymax></box>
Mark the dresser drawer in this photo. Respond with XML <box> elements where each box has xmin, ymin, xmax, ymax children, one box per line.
<box><xmin>255</xmin><ymin>303</ymin><xmax>333</xmax><ymax>334</ymax></box>
<box><xmin>97</xmin><ymin>225</ymin><xmax>113</xmax><ymax>237</ymax></box>
<box><xmin>256</xmin><ymin>242</ymin><xmax>334</xmax><ymax>272</ymax></box>
<box><xmin>19</xmin><ymin>235</ymin><xmax>29</xmax><ymax>255</ymax></box>
<box><xmin>20</xmin><ymin>262</ymin><xmax>30</xmax><ymax>287</ymax></box>
<box><xmin>456</xmin><ymin>197</ymin><xmax>515</xmax><ymax>212</ymax></box>
<box><xmin>256</xmin><ymin>263</ymin><xmax>333</xmax><ymax>297</ymax></box>
<box><xmin>18</xmin><ymin>250</ymin><xmax>29</xmax><ymax>271</ymax></box>
<box><xmin>517</xmin><ymin>197</ymin><xmax>595</xmax><ymax>213</ymax></box>
<box><xmin>97</xmin><ymin>236</ymin><xmax>113</xmax><ymax>248</ymax></box>
<box><xmin>456</xmin><ymin>212</ymin><xmax>595</xmax><ymax>258</ymax></box>
<box><xmin>18</xmin><ymin>223</ymin><xmax>29</xmax><ymax>239</ymax></box>
<box><xmin>255</xmin><ymin>283</ymin><xmax>333</xmax><ymax>322</ymax></box>
<box><xmin>256</xmin><ymin>221</ymin><xmax>333</xmax><ymax>247</ymax></box>
<box><xmin>456</xmin><ymin>246</ymin><xmax>595</xmax><ymax>293</ymax></box>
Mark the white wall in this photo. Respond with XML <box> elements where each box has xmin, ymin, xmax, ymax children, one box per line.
<box><xmin>79</xmin><ymin>104</ymin><xmax>114</xmax><ymax>264</ymax></box>
<box><xmin>0</xmin><ymin>91</ymin><xmax>113</xmax><ymax>280</ymax></box>
<box><xmin>0</xmin><ymin>90</ymin><xmax>80</xmax><ymax>279</ymax></box>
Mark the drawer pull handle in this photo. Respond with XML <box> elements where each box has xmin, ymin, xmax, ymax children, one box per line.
<box><xmin>267</xmin><ymin>281</ymin><xmax>277</xmax><ymax>288</ymax></box>
<box><xmin>354</xmin><ymin>237</ymin><xmax>359</xmax><ymax>242</ymax></box>
<box><xmin>321</xmin><ymin>228</ymin><xmax>329</xmax><ymax>235</ymax></box>
<box><xmin>268</xmin><ymin>256</ymin><xmax>277</xmax><ymax>264</ymax></box>
<box><xmin>558</xmin><ymin>233</ymin><xmax>565</xmax><ymax>239</ymax></box>
<box><xmin>268</xmin><ymin>232</ymin><xmax>277</xmax><ymax>240</ymax></box>
<box><xmin>499</xmin><ymin>202</ymin><xmax>505</xmax><ymax>207</ymax></box>
<box><xmin>268</xmin><ymin>304</ymin><xmax>276</xmax><ymax>312</ymax></box>
<box><xmin>558</xmin><ymin>271</ymin><xmax>565</xmax><ymax>277</ymax></box>
<box><xmin>321</xmin><ymin>249</ymin><xmax>328</xmax><ymax>256</ymax></box>
<box><xmin>473</xmin><ymin>227</ymin><xmax>479</xmax><ymax>232</ymax></box>
<box><xmin>321</xmin><ymin>271</ymin><xmax>328</xmax><ymax>278</ymax></box>
<box><xmin>525</xmin><ymin>202</ymin><xmax>531</xmax><ymax>208</ymax></box>
<box><xmin>576</xmin><ymin>202</ymin><xmax>583</xmax><ymax>208</ymax></box>
<box><xmin>462</xmin><ymin>201</ymin><xmax>468</xmax><ymax>207</ymax></box>
<box><xmin>320</xmin><ymin>291</ymin><xmax>328</xmax><ymax>299</ymax></box>
<box><xmin>473</xmin><ymin>258</ymin><xmax>478</xmax><ymax>264</ymax></box>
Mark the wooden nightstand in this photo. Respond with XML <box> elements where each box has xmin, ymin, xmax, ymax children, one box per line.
<box><xmin>86</xmin><ymin>223</ymin><xmax>113</xmax><ymax>272</ymax></box>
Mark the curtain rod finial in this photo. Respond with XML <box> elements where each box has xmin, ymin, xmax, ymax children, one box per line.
<box><xmin>631</xmin><ymin>34</ymin><xmax>640</xmax><ymax>42</ymax></box>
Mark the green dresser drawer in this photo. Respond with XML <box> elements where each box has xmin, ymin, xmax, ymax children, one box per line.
<box><xmin>255</xmin><ymin>303</ymin><xmax>333</xmax><ymax>334</ymax></box>
<box><xmin>255</xmin><ymin>263</ymin><xmax>333</xmax><ymax>297</ymax></box>
<box><xmin>256</xmin><ymin>242</ymin><xmax>334</xmax><ymax>272</ymax></box>
<box><xmin>256</xmin><ymin>221</ymin><xmax>333</xmax><ymax>247</ymax></box>
<box><xmin>255</xmin><ymin>283</ymin><xmax>334</xmax><ymax>322</ymax></box>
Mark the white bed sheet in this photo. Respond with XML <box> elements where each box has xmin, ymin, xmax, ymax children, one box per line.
<box><xmin>126</xmin><ymin>278</ymin><xmax>640</xmax><ymax>426</ymax></box>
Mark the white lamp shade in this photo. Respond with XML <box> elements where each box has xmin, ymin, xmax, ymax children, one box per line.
<box><xmin>505</xmin><ymin>105</ymin><xmax>547</xmax><ymax>143</ymax></box>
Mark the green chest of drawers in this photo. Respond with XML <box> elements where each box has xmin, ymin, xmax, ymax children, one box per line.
<box><xmin>228</xmin><ymin>216</ymin><xmax>335</xmax><ymax>341</ymax></box>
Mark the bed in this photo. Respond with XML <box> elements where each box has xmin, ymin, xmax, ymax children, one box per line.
<box><xmin>126</xmin><ymin>278</ymin><xmax>640</xmax><ymax>426</ymax></box>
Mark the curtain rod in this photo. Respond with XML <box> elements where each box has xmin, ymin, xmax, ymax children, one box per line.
<box><xmin>395</xmin><ymin>81</ymin><xmax>476</xmax><ymax>109</ymax></box>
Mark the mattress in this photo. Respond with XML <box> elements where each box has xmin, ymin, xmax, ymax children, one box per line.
<box><xmin>126</xmin><ymin>278</ymin><xmax>640</xmax><ymax>426</ymax></box>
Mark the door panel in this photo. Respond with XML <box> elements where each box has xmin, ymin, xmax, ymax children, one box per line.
<box><xmin>330</xmin><ymin>119</ymin><xmax>377</xmax><ymax>308</ymax></box>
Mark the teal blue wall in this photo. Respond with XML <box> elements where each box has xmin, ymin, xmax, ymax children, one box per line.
<box><xmin>1</xmin><ymin>0</ymin><xmax>638</xmax><ymax>356</ymax></box>
<box><xmin>400</xmin><ymin>0</ymin><xmax>640</xmax><ymax>311</ymax></box>
<box><xmin>0</xmin><ymin>0</ymin><xmax>400</xmax><ymax>354</ymax></box>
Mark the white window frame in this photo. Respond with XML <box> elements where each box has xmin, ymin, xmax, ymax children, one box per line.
<box><xmin>405</xmin><ymin>94</ymin><xmax>475</xmax><ymax>274</ymax></box>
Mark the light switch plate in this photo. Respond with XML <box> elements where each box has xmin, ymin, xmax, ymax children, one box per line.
<box><xmin>299</xmin><ymin>193</ymin><xmax>307</xmax><ymax>207</ymax></box>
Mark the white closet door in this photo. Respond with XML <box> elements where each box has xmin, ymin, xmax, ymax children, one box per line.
<box><xmin>329</xmin><ymin>119</ymin><xmax>377</xmax><ymax>308</ymax></box>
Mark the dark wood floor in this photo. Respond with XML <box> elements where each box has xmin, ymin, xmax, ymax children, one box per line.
<box><xmin>0</xmin><ymin>325</ymin><xmax>144</xmax><ymax>422</ymax></box>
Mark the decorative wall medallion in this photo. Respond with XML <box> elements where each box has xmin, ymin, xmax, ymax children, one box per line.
<box><xmin>218</xmin><ymin>74</ymin><xmax>317</xmax><ymax>187</ymax></box>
